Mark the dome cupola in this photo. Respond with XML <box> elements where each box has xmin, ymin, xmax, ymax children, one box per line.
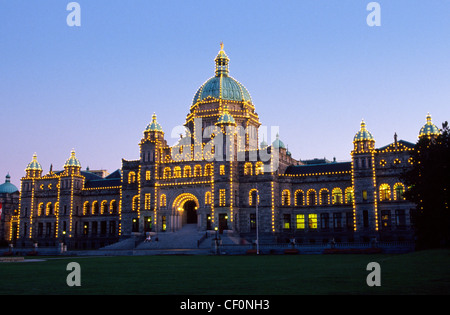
<box><xmin>353</xmin><ymin>120</ymin><xmax>374</xmax><ymax>142</ymax></box>
<box><xmin>145</xmin><ymin>113</ymin><xmax>164</xmax><ymax>133</ymax></box>
<box><xmin>191</xmin><ymin>43</ymin><xmax>253</xmax><ymax>106</ymax></box>
<box><xmin>0</xmin><ymin>173</ymin><xmax>19</xmax><ymax>194</ymax></box>
<box><xmin>25</xmin><ymin>153</ymin><xmax>43</xmax><ymax>177</ymax></box>
<box><xmin>419</xmin><ymin>113</ymin><xmax>440</xmax><ymax>139</ymax></box>
<box><xmin>64</xmin><ymin>150</ymin><xmax>81</xmax><ymax>175</ymax></box>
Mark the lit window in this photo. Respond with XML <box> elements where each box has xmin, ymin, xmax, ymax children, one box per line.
<box><xmin>146</xmin><ymin>170</ymin><xmax>151</xmax><ymax>181</ymax></box>
<box><xmin>145</xmin><ymin>193</ymin><xmax>151</xmax><ymax>209</ymax></box>
<box><xmin>345</xmin><ymin>187</ymin><xmax>354</xmax><ymax>204</ymax></box>
<box><xmin>379</xmin><ymin>184</ymin><xmax>391</xmax><ymax>201</ymax></box>
<box><xmin>219</xmin><ymin>189</ymin><xmax>226</xmax><ymax>206</ymax></box>
<box><xmin>332</xmin><ymin>188</ymin><xmax>343</xmax><ymax>205</ymax></box>
<box><xmin>308</xmin><ymin>214</ymin><xmax>318</xmax><ymax>229</ymax></box>
<box><xmin>219</xmin><ymin>165</ymin><xmax>225</xmax><ymax>175</ymax></box>
<box><xmin>244</xmin><ymin>162</ymin><xmax>253</xmax><ymax>176</ymax></box>
<box><xmin>163</xmin><ymin>167</ymin><xmax>171</xmax><ymax>179</ymax></box>
<box><xmin>194</xmin><ymin>165</ymin><xmax>202</xmax><ymax>177</ymax></box>
<box><xmin>393</xmin><ymin>183</ymin><xmax>405</xmax><ymax>200</ymax></box>
<box><xmin>173</xmin><ymin>166</ymin><xmax>181</xmax><ymax>178</ymax></box>
<box><xmin>184</xmin><ymin>165</ymin><xmax>191</xmax><ymax>177</ymax></box>
<box><xmin>296</xmin><ymin>214</ymin><xmax>305</xmax><ymax>229</ymax></box>
<box><xmin>255</xmin><ymin>162</ymin><xmax>264</xmax><ymax>175</ymax></box>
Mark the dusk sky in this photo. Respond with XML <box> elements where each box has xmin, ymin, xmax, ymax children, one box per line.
<box><xmin>1</xmin><ymin>0</ymin><xmax>449</xmax><ymax>187</ymax></box>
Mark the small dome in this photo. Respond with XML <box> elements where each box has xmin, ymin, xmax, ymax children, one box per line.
<box><xmin>0</xmin><ymin>174</ymin><xmax>18</xmax><ymax>194</ymax></box>
<box><xmin>419</xmin><ymin>113</ymin><xmax>440</xmax><ymax>138</ymax></box>
<box><xmin>145</xmin><ymin>113</ymin><xmax>164</xmax><ymax>133</ymax></box>
<box><xmin>65</xmin><ymin>150</ymin><xmax>81</xmax><ymax>168</ymax></box>
<box><xmin>272</xmin><ymin>133</ymin><xmax>285</xmax><ymax>149</ymax></box>
<box><xmin>353</xmin><ymin>120</ymin><xmax>374</xmax><ymax>142</ymax></box>
<box><xmin>216</xmin><ymin>106</ymin><xmax>236</xmax><ymax>126</ymax></box>
<box><xmin>260</xmin><ymin>137</ymin><xmax>268</xmax><ymax>149</ymax></box>
<box><xmin>26</xmin><ymin>153</ymin><xmax>42</xmax><ymax>171</ymax></box>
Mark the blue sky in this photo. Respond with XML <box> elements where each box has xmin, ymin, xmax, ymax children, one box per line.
<box><xmin>1</xmin><ymin>0</ymin><xmax>449</xmax><ymax>187</ymax></box>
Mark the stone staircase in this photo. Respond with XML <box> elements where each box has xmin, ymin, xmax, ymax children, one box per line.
<box><xmin>136</xmin><ymin>224</ymin><xmax>209</xmax><ymax>250</ymax></box>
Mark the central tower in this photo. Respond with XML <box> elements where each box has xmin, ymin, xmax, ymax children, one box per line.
<box><xmin>185</xmin><ymin>44</ymin><xmax>261</xmax><ymax>150</ymax></box>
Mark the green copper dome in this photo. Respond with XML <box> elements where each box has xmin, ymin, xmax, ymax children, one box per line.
<box><xmin>64</xmin><ymin>150</ymin><xmax>81</xmax><ymax>168</ymax></box>
<box><xmin>0</xmin><ymin>174</ymin><xmax>18</xmax><ymax>194</ymax></box>
<box><xmin>353</xmin><ymin>120</ymin><xmax>374</xmax><ymax>142</ymax></box>
<box><xmin>272</xmin><ymin>133</ymin><xmax>286</xmax><ymax>149</ymax></box>
<box><xmin>192</xmin><ymin>44</ymin><xmax>252</xmax><ymax>105</ymax></box>
<box><xmin>145</xmin><ymin>113</ymin><xmax>164</xmax><ymax>133</ymax></box>
<box><xmin>419</xmin><ymin>113</ymin><xmax>440</xmax><ymax>138</ymax></box>
<box><xmin>26</xmin><ymin>153</ymin><xmax>42</xmax><ymax>171</ymax></box>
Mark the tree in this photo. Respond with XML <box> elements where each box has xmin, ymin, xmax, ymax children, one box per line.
<box><xmin>402</xmin><ymin>121</ymin><xmax>450</xmax><ymax>249</ymax></box>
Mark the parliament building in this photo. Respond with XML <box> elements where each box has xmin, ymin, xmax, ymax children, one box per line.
<box><xmin>6</xmin><ymin>45</ymin><xmax>441</xmax><ymax>249</ymax></box>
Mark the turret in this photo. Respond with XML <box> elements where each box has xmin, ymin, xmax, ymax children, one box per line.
<box><xmin>25</xmin><ymin>153</ymin><xmax>43</xmax><ymax>178</ymax></box>
<box><xmin>418</xmin><ymin>113</ymin><xmax>440</xmax><ymax>140</ymax></box>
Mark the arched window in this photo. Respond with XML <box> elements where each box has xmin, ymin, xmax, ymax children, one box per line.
<box><xmin>183</xmin><ymin>165</ymin><xmax>191</xmax><ymax>177</ymax></box>
<box><xmin>101</xmin><ymin>200</ymin><xmax>108</xmax><ymax>214</ymax></box>
<box><xmin>281</xmin><ymin>189</ymin><xmax>290</xmax><ymax>206</ymax></box>
<box><xmin>255</xmin><ymin>162</ymin><xmax>264</xmax><ymax>175</ymax></box>
<box><xmin>244</xmin><ymin>162</ymin><xmax>253</xmax><ymax>176</ymax></box>
<box><xmin>204</xmin><ymin>164</ymin><xmax>213</xmax><ymax>176</ymax></box>
<box><xmin>345</xmin><ymin>187</ymin><xmax>354</xmax><ymax>204</ymax></box>
<box><xmin>307</xmin><ymin>189</ymin><xmax>317</xmax><ymax>206</ymax></box>
<box><xmin>394</xmin><ymin>183</ymin><xmax>405</xmax><ymax>200</ymax></box>
<box><xmin>163</xmin><ymin>167</ymin><xmax>171</xmax><ymax>179</ymax></box>
<box><xmin>110</xmin><ymin>200</ymin><xmax>117</xmax><ymax>214</ymax></box>
<box><xmin>194</xmin><ymin>165</ymin><xmax>202</xmax><ymax>177</ymax></box>
<box><xmin>128</xmin><ymin>171</ymin><xmax>136</xmax><ymax>184</ymax></box>
<box><xmin>83</xmin><ymin>201</ymin><xmax>90</xmax><ymax>215</ymax></box>
<box><xmin>379</xmin><ymin>184</ymin><xmax>391</xmax><ymax>201</ymax></box>
<box><xmin>205</xmin><ymin>191</ymin><xmax>212</xmax><ymax>205</ymax></box>
<box><xmin>319</xmin><ymin>189</ymin><xmax>329</xmax><ymax>205</ymax></box>
<box><xmin>173</xmin><ymin>166</ymin><xmax>181</xmax><ymax>178</ymax></box>
<box><xmin>249</xmin><ymin>189</ymin><xmax>259</xmax><ymax>206</ymax></box>
<box><xmin>92</xmin><ymin>201</ymin><xmax>99</xmax><ymax>215</ymax></box>
<box><xmin>132</xmin><ymin>195</ymin><xmax>139</xmax><ymax>211</ymax></box>
<box><xmin>160</xmin><ymin>194</ymin><xmax>167</xmax><ymax>207</ymax></box>
<box><xmin>46</xmin><ymin>202</ymin><xmax>53</xmax><ymax>216</ymax></box>
<box><xmin>38</xmin><ymin>202</ymin><xmax>44</xmax><ymax>216</ymax></box>
<box><xmin>295</xmin><ymin>190</ymin><xmax>304</xmax><ymax>206</ymax></box>
<box><xmin>332</xmin><ymin>188</ymin><xmax>343</xmax><ymax>205</ymax></box>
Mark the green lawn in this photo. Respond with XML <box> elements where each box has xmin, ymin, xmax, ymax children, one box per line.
<box><xmin>1</xmin><ymin>249</ymin><xmax>449</xmax><ymax>295</ymax></box>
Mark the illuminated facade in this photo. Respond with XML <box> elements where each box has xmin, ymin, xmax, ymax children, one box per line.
<box><xmin>11</xmin><ymin>46</ymin><xmax>438</xmax><ymax>249</ymax></box>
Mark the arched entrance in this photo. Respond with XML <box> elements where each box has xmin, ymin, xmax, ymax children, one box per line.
<box><xmin>184</xmin><ymin>200</ymin><xmax>197</xmax><ymax>224</ymax></box>
<box><xmin>172</xmin><ymin>193</ymin><xmax>200</xmax><ymax>229</ymax></box>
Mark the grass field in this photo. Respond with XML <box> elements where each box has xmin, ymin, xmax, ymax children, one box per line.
<box><xmin>1</xmin><ymin>249</ymin><xmax>449</xmax><ymax>295</ymax></box>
